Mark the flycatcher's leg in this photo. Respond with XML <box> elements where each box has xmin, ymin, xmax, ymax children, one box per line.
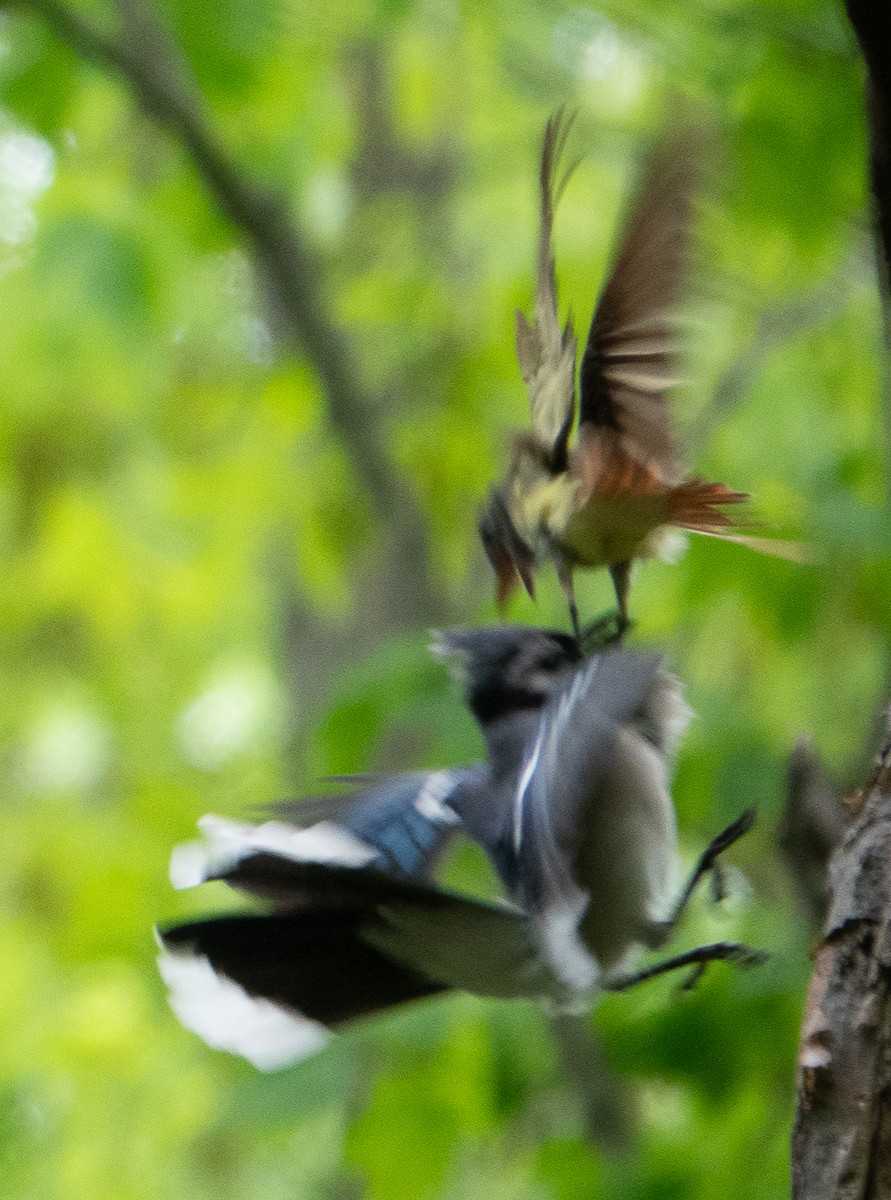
<box><xmin>579</xmin><ymin>612</ymin><xmax>631</xmax><ymax>653</ymax></box>
<box><xmin>557</xmin><ymin>564</ymin><xmax>582</xmax><ymax>641</ymax></box>
<box><xmin>608</xmin><ymin>561</ymin><xmax>632</xmax><ymax>631</ymax></box>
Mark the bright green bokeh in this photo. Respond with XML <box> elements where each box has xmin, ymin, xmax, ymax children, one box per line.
<box><xmin>0</xmin><ymin>0</ymin><xmax>879</xmax><ymax>1195</ymax></box>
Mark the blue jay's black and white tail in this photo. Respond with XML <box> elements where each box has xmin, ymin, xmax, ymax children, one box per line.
<box><xmin>157</xmin><ymin>858</ymin><xmax>556</xmax><ymax>1070</ymax></box>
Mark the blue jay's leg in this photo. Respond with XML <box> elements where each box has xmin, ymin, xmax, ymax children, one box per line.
<box><xmin>647</xmin><ymin>808</ymin><xmax>757</xmax><ymax>947</ymax></box>
<box><xmin>604</xmin><ymin>941</ymin><xmax>767</xmax><ymax>993</ymax></box>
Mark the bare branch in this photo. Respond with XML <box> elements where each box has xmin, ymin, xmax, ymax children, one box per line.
<box><xmin>547</xmin><ymin>1012</ymin><xmax>636</xmax><ymax>1154</ymax></box>
<box><xmin>779</xmin><ymin>737</ymin><xmax>847</xmax><ymax>927</ymax></box>
<box><xmin>346</xmin><ymin>40</ymin><xmax>458</xmax><ymax>206</ymax></box>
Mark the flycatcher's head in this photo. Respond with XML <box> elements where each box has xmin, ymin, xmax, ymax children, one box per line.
<box><xmin>478</xmin><ymin>489</ymin><xmax>537</xmax><ymax>611</ymax></box>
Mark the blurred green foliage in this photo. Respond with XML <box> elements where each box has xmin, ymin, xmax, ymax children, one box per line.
<box><xmin>0</xmin><ymin>0</ymin><xmax>883</xmax><ymax>1196</ymax></box>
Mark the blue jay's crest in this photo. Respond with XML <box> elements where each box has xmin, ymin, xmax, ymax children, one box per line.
<box><xmin>431</xmin><ymin>624</ymin><xmax>580</xmax><ymax>725</ymax></box>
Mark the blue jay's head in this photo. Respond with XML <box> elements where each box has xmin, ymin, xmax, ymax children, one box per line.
<box><xmin>431</xmin><ymin>625</ymin><xmax>580</xmax><ymax>726</ymax></box>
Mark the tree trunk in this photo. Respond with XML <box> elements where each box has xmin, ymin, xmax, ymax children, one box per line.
<box><xmin>792</xmin><ymin>743</ymin><xmax>891</xmax><ymax>1198</ymax></box>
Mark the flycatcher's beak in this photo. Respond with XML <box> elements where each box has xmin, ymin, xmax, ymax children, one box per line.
<box><xmin>515</xmin><ymin>556</ymin><xmax>536</xmax><ymax>601</ymax></box>
<box><xmin>480</xmin><ymin>491</ymin><xmax>536</xmax><ymax>609</ymax></box>
<box><xmin>495</xmin><ymin>552</ymin><xmax>536</xmax><ymax>610</ymax></box>
<box><xmin>495</xmin><ymin>559</ymin><xmax>518</xmax><ymax>610</ymax></box>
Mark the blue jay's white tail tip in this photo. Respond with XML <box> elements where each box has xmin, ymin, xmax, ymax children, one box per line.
<box><xmin>157</xmin><ymin>942</ymin><xmax>331</xmax><ymax>1070</ymax></box>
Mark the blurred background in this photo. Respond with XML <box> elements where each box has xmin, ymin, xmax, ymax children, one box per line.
<box><xmin>0</xmin><ymin>0</ymin><xmax>884</xmax><ymax>1196</ymax></box>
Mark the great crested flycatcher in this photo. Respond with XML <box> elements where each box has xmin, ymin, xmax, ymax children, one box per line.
<box><xmin>480</xmin><ymin>112</ymin><xmax>797</xmax><ymax>637</ymax></box>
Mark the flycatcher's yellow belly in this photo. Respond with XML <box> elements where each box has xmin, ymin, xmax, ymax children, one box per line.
<box><xmin>561</xmin><ymin>492</ymin><xmax>669</xmax><ymax>568</ymax></box>
<box><xmin>506</xmin><ymin>463</ymin><xmax>669</xmax><ymax>569</ymax></box>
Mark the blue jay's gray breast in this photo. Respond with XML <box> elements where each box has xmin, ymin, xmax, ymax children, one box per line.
<box><xmin>575</xmin><ymin>726</ymin><xmax>680</xmax><ymax>973</ymax></box>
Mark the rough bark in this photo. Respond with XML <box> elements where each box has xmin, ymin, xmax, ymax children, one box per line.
<box><xmin>792</xmin><ymin>742</ymin><xmax>891</xmax><ymax>1198</ymax></box>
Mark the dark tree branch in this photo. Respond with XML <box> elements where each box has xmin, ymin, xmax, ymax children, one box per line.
<box><xmin>779</xmin><ymin>737</ymin><xmax>847</xmax><ymax>927</ymax></box>
<box><xmin>346</xmin><ymin>40</ymin><xmax>458</xmax><ymax>206</ymax></box>
<box><xmin>845</xmin><ymin>1</ymin><xmax>891</xmax><ymax>298</ymax></box>
<box><xmin>790</xmin><ymin>12</ymin><xmax>891</xmax><ymax>1195</ymax></box>
<box><xmin>548</xmin><ymin>1012</ymin><xmax>636</xmax><ymax>1154</ymax></box>
<box><xmin>844</xmin><ymin>2</ymin><xmax>891</xmax><ymax>509</ymax></box>
<box><xmin>8</xmin><ymin>0</ymin><xmax>444</xmax><ymax>621</ymax></box>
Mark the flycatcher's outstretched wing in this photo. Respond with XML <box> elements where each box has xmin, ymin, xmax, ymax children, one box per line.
<box><xmin>515</xmin><ymin>109</ymin><xmax>579</xmax><ymax>467</ymax></box>
<box><xmin>579</xmin><ymin>131</ymin><xmax>699</xmax><ymax>483</ymax></box>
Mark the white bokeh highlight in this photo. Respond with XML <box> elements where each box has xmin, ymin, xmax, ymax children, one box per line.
<box><xmin>176</xmin><ymin>664</ymin><xmax>282</xmax><ymax>771</ymax></box>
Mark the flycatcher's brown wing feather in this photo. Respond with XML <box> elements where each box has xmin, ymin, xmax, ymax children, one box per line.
<box><xmin>579</xmin><ymin>132</ymin><xmax>699</xmax><ymax>483</ymax></box>
<box><xmin>516</xmin><ymin>110</ymin><xmax>579</xmax><ymax>467</ymax></box>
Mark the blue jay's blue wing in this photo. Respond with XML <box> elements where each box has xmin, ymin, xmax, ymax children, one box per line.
<box><xmin>169</xmin><ymin>768</ymin><xmax>487</xmax><ymax>894</ymax></box>
<box><xmin>158</xmin><ymin>859</ymin><xmax>558</xmax><ymax>1070</ymax></box>
<box><xmin>273</xmin><ymin>768</ymin><xmax>487</xmax><ymax>879</ymax></box>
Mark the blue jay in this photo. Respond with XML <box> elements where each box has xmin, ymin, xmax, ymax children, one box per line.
<box><xmin>158</xmin><ymin>629</ymin><xmax>757</xmax><ymax>1069</ymax></box>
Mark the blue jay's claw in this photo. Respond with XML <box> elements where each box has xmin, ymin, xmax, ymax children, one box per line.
<box><xmin>678</xmin><ymin>943</ymin><xmax>768</xmax><ymax>992</ymax></box>
<box><xmin>667</xmin><ymin>807</ymin><xmax>757</xmax><ymax>928</ymax></box>
<box><xmin>604</xmin><ymin>941</ymin><xmax>768</xmax><ymax>994</ymax></box>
